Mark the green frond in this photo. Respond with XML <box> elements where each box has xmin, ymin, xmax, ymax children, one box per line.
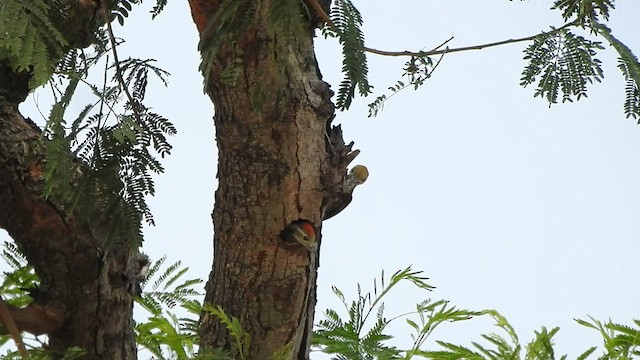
<box><xmin>552</xmin><ymin>0</ymin><xmax>614</xmax><ymax>25</ymax></box>
<box><xmin>204</xmin><ymin>305</ymin><xmax>252</xmax><ymax>360</ymax></box>
<box><xmin>524</xmin><ymin>327</ymin><xmax>561</xmax><ymax>360</ymax></box>
<box><xmin>151</xmin><ymin>0</ymin><xmax>168</xmax><ymax>19</ymax></box>
<box><xmin>151</xmin><ymin>260</ymin><xmax>183</xmax><ymax>291</ymax></box>
<box><xmin>135</xmin><ymin>255</ymin><xmax>204</xmax><ymax>359</ymax></box>
<box><xmin>576</xmin><ymin>346</ymin><xmax>597</xmax><ymax>360</ymax></box>
<box><xmin>11</xmin><ymin>19</ymin><xmax>174</xmax><ymax>248</ymax></box>
<box><xmin>328</xmin><ymin>0</ymin><xmax>372</xmax><ymax>110</ymax></box>
<box><xmin>520</xmin><ymin>29</ymin><xmax>604</xmax><ymax>105</ymax></box>
<box><xmin>111</xmin><ymin>0</ymin><xmax>145</xmax><ymax>26</ymax></box>
<box><xmin>593</xmin><ymin>23</ymin><xmax>640</xmax><ymax>120</ymax></box>
<box><xmin>576</xmin><ymin>317</ymin><xmax>640</xmax><ymax>358</ymax></box>
<box><xmin>0</xmin><ymin>0</ymin><xmax>67</xmax><ymax>87</ymax></box>
<box><xmin>0</xmin><ymin>243</ymin><xmax>38</xmax><ymax>308</ymax></box>
<box><xmin>142</xmin><ymin>255</ymin><xmax>167</xmax><ymax>286</ymax></box>
<box><xmin>43</xmin><ymin>75</ymin><xmax>82</xmax><ymax>201</ymax></box>
<box><xmin>136</xmin><ymin>311</ymin><xmax>198</xmax><ymax>359</ymax></box>
<box><xmin>314</xmin><ymin>266</ymin><xmax>441</xmax><ymax>359</ymax></box>
<box><xmin>368</xmin><ymin>54</ymin><xmax>436</xmax><ymax>117</ymax></box>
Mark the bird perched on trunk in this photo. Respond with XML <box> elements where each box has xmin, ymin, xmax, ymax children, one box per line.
<box><xmin>322</xmin><ymin>165</ymin><xmax>369</xmax><ymax>220</ymax></box>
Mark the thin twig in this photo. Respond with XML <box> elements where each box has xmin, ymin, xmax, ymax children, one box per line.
<box><xmin>0</xmin><ymin>296</ymin><xmax>29</xmax><ymax>359</ymax></box>
<box><xmin>100</xmin><ymin>0</ymin><xmax>143</xmax><ymax>122</ymax></box>
<box><xmin>366</xmin><ymin>22</ymin><xmax>575</xmax><ymax>57</ymax></box>
<box><xmin>306</xmin><ymin>0</ymin><xmax>577</xmax><ymax>58</ymax></box>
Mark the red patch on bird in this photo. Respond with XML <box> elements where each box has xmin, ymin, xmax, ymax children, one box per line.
<box><xmin>300</xmin><ymin>222</ymin><xmax>315</xmax><ymax>237</ymax></box>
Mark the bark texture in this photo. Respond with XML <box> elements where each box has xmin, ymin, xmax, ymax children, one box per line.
<box><xmin>0</xmin><ymin>67</ymin><xmax>139</xmax><ymax>360</ymax></box>
<box><xmin>188</xmin><ymin>0</ymin><xmax>359</xmax><ymax>358</ymax></box>
<box><xmin>0</xmin><ymin>1</ymin><xmax>140</xmax><ymax>358</ymax></box>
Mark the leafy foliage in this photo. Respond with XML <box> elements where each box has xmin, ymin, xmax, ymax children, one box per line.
<box><xmin>138</xmin><ymin>256</ymin><xmax>203</xmax><ymax>313</ymax></box>
<box><xmin>575</xmin><ymin>317</ymin><xmax>640</xmax><ymax>359</ymax></box>
<box><xmin>368</xmin><ymin>54</ymin><xmax>442</xmax><ymax>117</ymax></box>
<box><xmin>0</xmin><ymin>0</ymin><xmax>67</xmax><ymax>87</ymax></box>
<box><xmin>111</xmin><ymin>0</ymin><xmax>170</xmax><ymax>25</ymax></box>
<box><xmin>151</xmin><ymin>0</ymin><xmax>169</xmax><ymax>19</ymax></box>
<box><xmin>314</xmin><ymin>266</ymin><xmax>445</xmax><ymax>358</ymax></box>
<box><xmin>520</xmin><ymin>29</ymin><xmax>604</xmax><ymax>105</ymax></box>
<box><xmin>0</xmin><ymin>242</ymin><xmax>38</xmax><ymax>308</ymax></box>
<box><xmin>40</xmin><ymin>37</ymin><xmax>175</xmax><ymax>248</ymax></box>
<box><xmin>135</xmin><ymin>255</ymin><xmax>204</xmax><ymax>359</ymax></box>
<box><xmin>331</xmin><ymin>0</ymin><xmax>636</xmax><ymax>121</ymax></box>
<box><xmin>1</xmin><ymin>0</ymin><xmax>175</xmax><ymax>247</ymax></box>
<box><xmin>314</xmin><ymin>266</ymin><xmax>640</xmax><ymax>360</ymax></box>
<box><xmin>112</xmin><ymin>0</ymin><xmax>136</xmax><ymax>26</ymax></box>
<box><xmin>592</xmin><ymin>23</ymin><xmax>640</xmax><ymax>120</ymax></box>
<box><xmin>203</xmin><ymin>305</ymin><xmax>252</xmax><ymax>360</ymax></box>
<box><xmin>552</xmin><ymin>0</ymin><xmax>614</xmax><ymax>25</ymax></box>
<box><xmin>134</xmin><ymin>255</ymin><xmax>257</xmax><ymax>359</ymax></box>
<box><xmin>1</xmin><ymin>251</ymin><xmax>638</xmax><ymax>359</ymax></box>
<box><xmin>324</xmin><ymin>0</ymin><xmax>373</xmax><ymax>110</ymax></box>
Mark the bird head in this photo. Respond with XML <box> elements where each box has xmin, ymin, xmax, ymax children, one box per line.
<box><xmin>349</xmin><ymin>165</ymin><xmax>369</xmax><ymax>185</ymax></box>
<box><xmin>281</xmin><ymin>220</ymin><xmax>316</xmax><ymax>250</ymax></box>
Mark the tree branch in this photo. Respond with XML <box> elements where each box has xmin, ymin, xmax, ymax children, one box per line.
<box><xmin>99</xmin><ymin>0</ymin><xmax>143</xmax><ymax>121</ymax></box>
<box><xmin>0</xmin><ymin>296</ymin><xmax>28</xmax><ymax>359</ymax></box>
<box><xmin>307</xmin><ymin>0</ymin><xmax>577</xmax><ymax>58</ymax></box>
<box><xmin>364</xmin><ymin>21</ymin><xmax>577</xmax><ymax>57</ymax></box>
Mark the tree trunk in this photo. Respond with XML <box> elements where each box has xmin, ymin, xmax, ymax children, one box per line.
<box><xmin>188</xmin><ymin>1</ymin><xmax>357</xmax><ymax>358</ymax></box>
<box><xmin>0</xmin><ymin>62</ymin><xmax>139</xmax><ymax>359</ymax></box>
<box><xmin>0</xmin><ymin>1</ymin><xmax>140</xmax><ymax>358</ymax></box>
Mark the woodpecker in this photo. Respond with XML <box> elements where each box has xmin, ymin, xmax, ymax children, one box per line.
<box><xmin>281</xmin><ymin>220</ymin><xmax>317</xmax><ymax>251</ymax></box>
<box><xmin>134</xmin><ymin>253</ymin><xmax>151</xmax><ymax>296</ymax></box>
<box><xmin>323</xmin><ymin>164</ymin><xmax>369</xmax><ymax>220</ymax></box>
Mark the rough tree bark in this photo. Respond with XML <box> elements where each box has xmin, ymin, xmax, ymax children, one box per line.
<box><xmin>0</xmin><ymin>1</ymin><xmax>139</xmax><ymax>358</ymax></box>
<box><xmin>188</xmin><ymin>0</ymin><xmax>358</xmax><ymax>358</ymax></box>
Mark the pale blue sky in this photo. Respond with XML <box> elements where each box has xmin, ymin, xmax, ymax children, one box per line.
<box><xmin>3</xmin><ymin>1</ymin><xmax>639</xmax><ymax>358</ymax></box>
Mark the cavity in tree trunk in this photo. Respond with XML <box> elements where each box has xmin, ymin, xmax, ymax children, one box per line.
<box><xmin>188</xmin><ymin>1</ymin><xmax>358</xmax><ymax>358</ymax></box>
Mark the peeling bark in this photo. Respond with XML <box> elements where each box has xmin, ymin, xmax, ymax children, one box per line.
<box><xmin>188</xmin><ymin>1</ymin><xmax>358</xmax><ymax>358</ymax></box>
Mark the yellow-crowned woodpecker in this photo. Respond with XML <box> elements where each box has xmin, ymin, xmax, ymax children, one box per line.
<box><xmin>323</xmin><ymin>164</ymin><xmax>369</xmax><ymax>220</ymax></box>
<box><xmin>281</xmin><ymin>220</ymin><xmax>317</xmax><ymax>251</ymax></box>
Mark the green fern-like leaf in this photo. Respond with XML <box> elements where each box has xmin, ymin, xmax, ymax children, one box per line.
<box><xmin>525</xmin><ymin>327</ymin><xmax>560</xmax><ymax>360</ymax></box>
<box><xmin>42</xmin><ymin>51</ymin><xmax>176</xmax><ymax>245</ymax></box>
<box><xmin>151</xmin><ymin>0</ymin><xmax>168</xmax><ymax>19</ymax></box>
<box><xmin>135</xmin><ymin>255</ymin><xmax>204</xmax><ymax>359</ymax></box>
<box><xmin>204</xmin><ymin>305</ymin><xmax>252</xmax><ymax>360</ymax></box>
<box><xmin>552</xmin><ymin>0</ymin><xmax>614</xmax><ymax>25</ymax></box>
<box><xmin>0</xmin><ymin>242</ymin><xmax>39</xmax><ymax>307</ymax></box>
<box><xmin>593</xmin><ymin>23</ymin><xmax>640</xmax><ymax>121</ymax></box>
<box><xmin>576</xmin><ymin>317</ymin><xmax>640</xmax><ymax>358</ymax></box>
<box><xmin>0</xmin><ymin>0</ymin><xmax>67</xmax><ymax>87</ymax></box>
<box><xmin>520</xmin><ymin>29</ymin><xmax>604</xmax><ymax>105</ymax></box>
<box><xmin>328</xmin><ymin>0</ymin><xmax>372</xmax><ymax>110</ymax></box>
<box><xmin>314</xmin><ymin>266</ymin><xmax>439</xmax><ymax>359</ymax></box>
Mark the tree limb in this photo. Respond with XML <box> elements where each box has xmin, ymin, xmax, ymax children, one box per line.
<box><xmin>306</xmin><ymin>0</ymin><xmax>577</xmax><ymax>57</ymax></box>
<box><xmin>0</xmin><ymin>296</ymin><xmax>28</xmax><ymax>359</ymax></box>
